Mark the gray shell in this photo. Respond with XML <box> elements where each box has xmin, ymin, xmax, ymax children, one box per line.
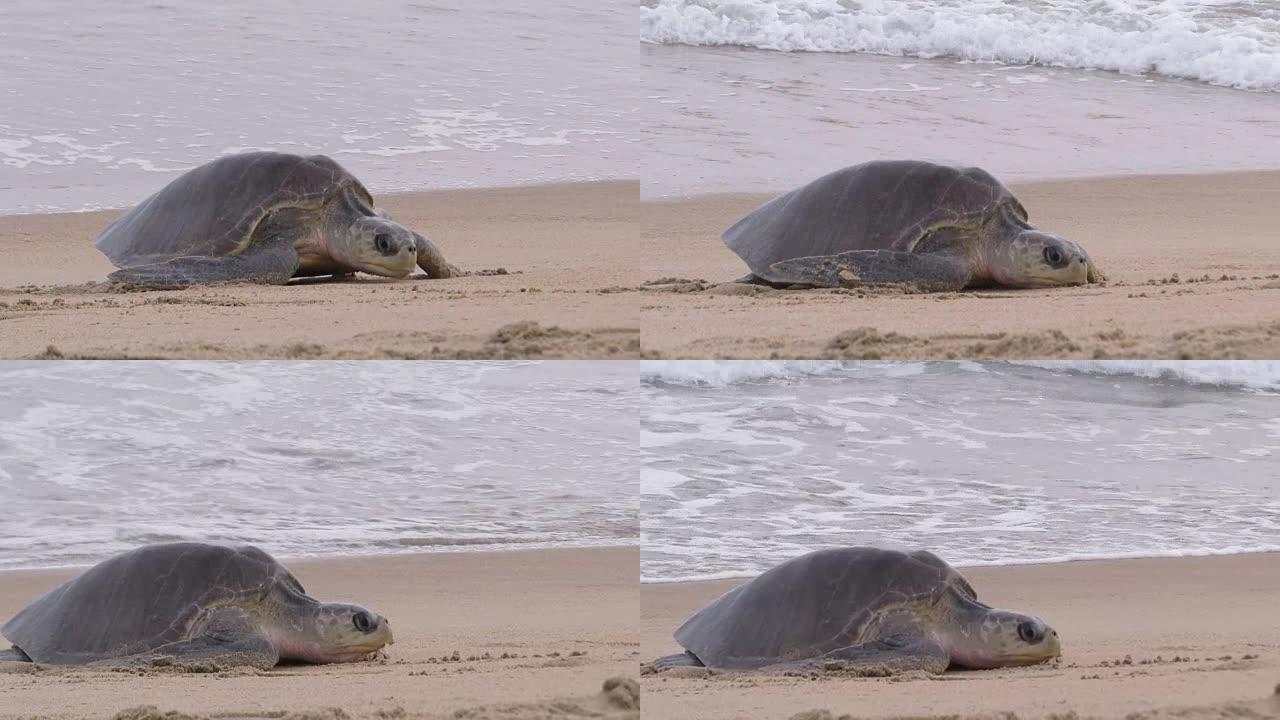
<box><xmin>674</xmin><ymin>547</ymin><xmax>975</xmax><ymax>669</ymax></box>
<box><xmin>95</xmin><ymin>152</ymin><xmax>373</xmax><ymax>268</ymax></box>
<box><xmin>1</xmin><ymin>543</ymin><xmax>302</xmax><ymax>665</ymax></box>
<box><xmin>723</xmin><ymin>161</ymin><xmax>1025</xmax><ymax>283</ymax></box>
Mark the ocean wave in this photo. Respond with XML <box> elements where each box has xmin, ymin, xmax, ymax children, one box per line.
<box><xmin>1015</xmin><ymin>360</ymin><xmax>1280</xmax><ymax>392</ymax></box>
<box><xmin>641</xmin><ymin>360</ymin><xmax>1280</xmax><ymax>391</ymax></box>
<box><xmin>640</xmin><ymin>0</ymin><xmax>1280</xmax><ymax>91</ymax></box>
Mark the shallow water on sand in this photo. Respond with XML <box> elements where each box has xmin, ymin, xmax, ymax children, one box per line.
<box><xmin>640</xmin><ymin>46</ymin><xmax>1280</xmax><ymax>197</ymax></box>
<box><xmin>0</xmin><ymin>0</ymin><xmax>636</xmax><ymax>215</ymax></box>
<box><xmin>640</xmin><ymin>361</ymin><xmax>1280</xmax><ymax>582</ymax></box>
<box><xmin>0</xmin><ymin>361</ymin><xmax>639</xmax><ymax>570</ymax></box>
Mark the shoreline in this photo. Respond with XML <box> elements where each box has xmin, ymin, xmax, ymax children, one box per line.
<box><xmin>640</xmin><ymin>546</ymin><xmax>1280</xmax><ymax>584</ymax></box>
<box><xmin>0</xmin><ymin>180</ymin><xmax>641</xmax><ymax>360</ymax></box>
<box><xmin>0</xmin><ymin>546</ymin><xmax>639</xmax><ymax>720</ymax></box>
<box><xmin>0</xmin><ymin>541</ymin><xmax>642</xmax><ymax>576</ymax></box>
<box><xmin>642</xmin><ymin>552</ymin><xmax>1280</xmax><ymax>719</ymax></box>
<box><xmin>639</xmin><ymin>169</ymin><xmax>1280</xmax><ymax>359</ymax></box>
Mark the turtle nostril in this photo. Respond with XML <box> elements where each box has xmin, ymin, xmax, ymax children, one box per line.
<box><xmin>407</xmin><ymin>244</ymin><xmax>416</xmax><ymax>254</ymax></box>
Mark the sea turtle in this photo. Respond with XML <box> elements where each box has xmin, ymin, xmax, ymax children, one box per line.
<box><xmin>0</xmin><ymin>543</ymin><xmax>393</xmax><ymax>668</ymax></box>
<box><xmin>96</xmin><ymin>151</ymin><xmax>454</xmax><ymax>288</ymax></box>
<box><xmin>723</xmin><ymin>160</ymin><xmax>1102</xmax><ymax>291</ymax></box>
<box><xmin>651</xmin><ymin>547</ymin><xmax>1060</xmax><ymax>674</ymax></box>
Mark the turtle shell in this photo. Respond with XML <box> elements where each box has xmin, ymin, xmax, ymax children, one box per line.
<box><xmin>1</xmin><ymin>543</ymin><xmax>302</xmax><ymax>665</ymax></box>
<box><xmin>723</xmin><ymin>160</ymin><xmax>1026</xmax><ymax>283</ymax></box>
<box><xmin>673</xmin><ymin>547</ymin><xmax>969</xmax><ymax>669</ymax></box>
<box><xmin>95</xmin><ymin>152</ymin><xmax>374</xmax><ymax>268</ymax></box>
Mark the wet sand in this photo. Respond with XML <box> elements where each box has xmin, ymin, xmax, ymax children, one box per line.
<box><xmin>640</xmin><ymin>171</ymin><xmax>1280</xmax><ymax>359</ymax></box>
<box><xmin>642</xmin><ymin>552</ymin><xmax>1280</xmax><ymax>719</ymax></box>
<box><xmin>0</xmin><ymin>546</ymin><xmax>639</xmax><ymax>720</ymax></box>
<box><xmin>0</xmin><ymin>181</ymin><xmax>640</xmax><ymax>359</ymax></box>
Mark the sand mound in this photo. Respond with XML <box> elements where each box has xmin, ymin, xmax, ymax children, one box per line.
<box><xmin>449</xmin><ymin>676</ymin><xmax>639</xmax><ymax>719</ymax></box>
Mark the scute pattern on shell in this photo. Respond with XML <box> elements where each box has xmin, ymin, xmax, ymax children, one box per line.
<box><xmin>1</xmin><ymin>543</ymin><xmax>295</xmax><ymax>665</ymax></box>
<box><xmin>722</xmin><ymin>160</ymin><xmax>1022</xmax><ymax>283</ymax></box>
<box><xmin>673</xmin><ymin>547</ymin><xmax>961</xmax><ymax>669</ymax></box>
<box><xmin>95</xmin><ymin>152</ymin><xmax>371</xmax><ymax>268</ymax></box>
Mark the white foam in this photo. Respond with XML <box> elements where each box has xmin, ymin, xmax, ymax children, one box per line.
<box><xmin>641</xmin><ymin>360</ymin><xmax>845</xmax><ymax>386</ymax></box>
<box><xmin>640</xmin><ymin>0</ymin><xmax>1280</xmax><ymax>91</ymax></box>
<box><xmin>0</xmin><ymin>361</ymin><xmax>641</xmax><ymax>571</ymax></box>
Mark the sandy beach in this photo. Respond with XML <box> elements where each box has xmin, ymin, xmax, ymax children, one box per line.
<box><xmin>640</xmin><ymin>171</ymin><xmax>1280</xmax><ymax>359</ymax></box>
<box><xmin>0</xmin><ymin>546</ymin><xmax>639</xmax><ymax>720</ymax></box>
<box><xmin>0</xmin><ymin>181</ymin><xmax>640</xmax><ymax>359</ymax></box>
<box><xmin>641</xmin><ymin>552</ymin><xmax>1280</xmax><ymax>719</ymax></box>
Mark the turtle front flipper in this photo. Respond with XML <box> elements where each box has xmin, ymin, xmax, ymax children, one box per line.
<box><xmin>761</xmin><ymin>636</ymin><xmax>949</xmax><ymax>675</ymax></box>
<box><xmin>108</xmin><ymin>240</ymin><xmax>301</xmax><ymax>289</ymax></box>
<box><xmin>413</xmin><ymin>231</ymin><xmax>457</xmax><ymax>279</ymax></box>
<box><xmin>90</xmin><ymin>633</ymin><xmax>278</xmax><ymax>671</ymax></box>
<box><xmin>89</xmin><ymin>606</ymin><xmax>279</xmax><ymax>670</ymax></box>
<box><xmin>768</xmin><ymin>250</ymin><xmax>971</xmax><ymax>292</ymax></box>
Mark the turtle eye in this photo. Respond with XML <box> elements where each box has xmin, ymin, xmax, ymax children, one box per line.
<box><xmin>1042</xmin><ymin>246</ymin><xmax>1064</xmax><ymax>267</ymax></box>
<box><xmin>1017</xmin><ymin>621</ymin><xmax>1041</xmax><ymax>643</ymax></box>
<box><xmin>374</xmin><ymin>233</ymin><xmax>394</xmax><ymax>255</ymax></box>
<box><xmin>353</xmin><ymin>611</ymin><xmax>374</xmax><ymax>633</ymax></box>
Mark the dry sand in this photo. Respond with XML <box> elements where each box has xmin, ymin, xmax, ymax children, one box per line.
<box><xmin>642</xmin><ymin>552</ymin><xmax>1280</xmax><ymax>720</ymax></box>
<box><xmin>0</xmin><ymin>181</ymin><xmax>640</xmax><ymax>359</ymax></box>
<box><xmin>640</xmin><ymin>171</ymin><xmax>1280</xmax><ymax>359</ymax></box>
<box><xmin>0</xmin><ymin>546</ymin><xmax>639</xmax><ymax>720</ymax></box>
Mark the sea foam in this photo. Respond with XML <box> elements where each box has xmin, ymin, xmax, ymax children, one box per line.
<box><xmin>640</xmin><ymin>0</ymin><xmax>1280</xmax><ymax>91</ymax></box>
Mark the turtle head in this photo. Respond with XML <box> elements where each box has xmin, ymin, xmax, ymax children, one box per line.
<box><xmin>338</xmin><ymin>216</ymin><xmax>419</xmax><ymax>279</ymax></box>
<box><xmin>944</xmin><ymin>605</ymin><xmax>1061</xmax><ymax>669</ymax></box>
<box><xmin>271</xmin><ymin>601</ymin><xmax>394</xmax><ymax>664</ymax></box>
<box><xmin>986</xmin><ymin>230</ymin><xmax>1094</xmax><ymax>288</ymax></box>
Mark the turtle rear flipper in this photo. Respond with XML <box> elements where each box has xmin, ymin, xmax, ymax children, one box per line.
<box><xmin>0</xmin><ymin>646</ymin><xmax>31</xmax><ymax>663</ymax></box>
<box><xmin>768</xmin><ymin>250</ymin><xmax>971</xmax><ymax>292</ymax></box>
<box><xmin>761</xmin><ymin>636</ymin><xmax>949</xmax><ymax>675</ymax></box>
<box><xmin>730</xmin><ymin>273</ymin><xmax>795</xmax><ymax>289</ymax></box>
<box><xmin>652</xmin><ymin>650</ymin><xmax>704</xmax><ymax>672</ymax></box>
<box><xmin>109</xmin><ymin>239</ymin><xmax>300</xmax><ymax>289</ymax></box>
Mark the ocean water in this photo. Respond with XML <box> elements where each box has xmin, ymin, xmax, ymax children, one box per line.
<box><xmin>0</xmin><ymin>0</ymin><xmax>635</xmax><ymax>215</ymax></box>
<box><xmin>640</xmin><ymin>361</ymin><xmax>1280</xmax><ymax>582</ymax></box>
<box><xmin>639</xmin><ymin>1</ymin><xmax>1280</xmax><ymax>196</ymax></box>
<box><xmin>0</xmin><ymin>361</ymin><xmax>639</xmax><ymax>571</ymax></box>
